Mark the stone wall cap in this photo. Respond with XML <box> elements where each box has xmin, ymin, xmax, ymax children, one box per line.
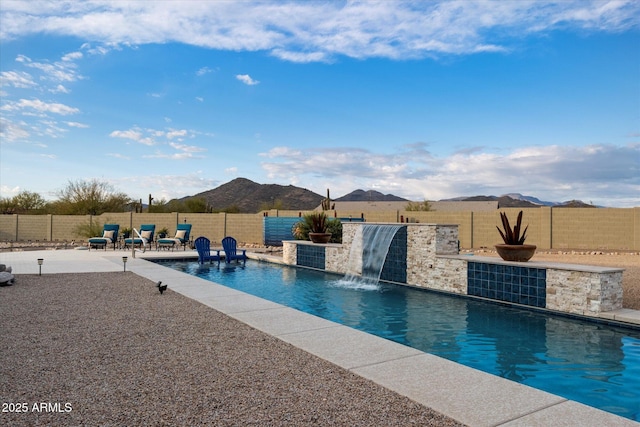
<box><xmin>439</xmin><ymin>254</ymin><xmax>625</xmax><ymax>273</ymax></box>
<box><xmin>282</xmin><ymin>240</ymin><xmax>342</xmax><ymax>247</ymax></box>
<box><xmin>345</xmin><ymin>222</ymin><xmax>458</xmax><ymax>226</ymax></box>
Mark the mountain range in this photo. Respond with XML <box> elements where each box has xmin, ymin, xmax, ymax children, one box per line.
<box><xmin>181</xmin><ymin>178</ymin><xmax>595</xmax><ymax>213</ymax></box>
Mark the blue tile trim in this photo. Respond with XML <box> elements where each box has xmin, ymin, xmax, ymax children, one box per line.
<box><xmin>467</xmin><ymin>262</ymin><xmax>546</xmax><ymax>308</ymax></box>
<box><xmin>380</xmin><ymin>226</ymin><xmax>407</xmax><ymax>283</ymax></box>
<box><xmin>297</xmin><ymin>244</ymin><xmax>325</xmax><ymax>270</ymax></box>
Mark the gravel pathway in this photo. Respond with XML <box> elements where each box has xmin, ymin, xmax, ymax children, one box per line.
<box><xmin>0</xmin><ymin>273</ymin><xmax>464</xmax><ymax>426</ymax></box>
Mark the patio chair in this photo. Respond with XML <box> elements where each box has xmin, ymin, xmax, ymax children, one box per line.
<box><xmin>124</xmin><ymin>224</ymin><xmax>155</xmax><ymax>252</ymax></box>
<box><xmin>194</xmin><ymin>236</ymin><xmax>220</xmax><ymax>264</ymax></box>
<box><xmin>157</xmin><ymin>224</ymin><xmax>192</xmax><ymax>251</ymax></box>
<box><xmin>221</xmin><ymin>236</ymin><xmax>247</xmax><ymax>264</ymax></box>
<box><xmin>88</xmin><ymin>224</ymin><xmax>119</xmax><ymax>250</ymax></box>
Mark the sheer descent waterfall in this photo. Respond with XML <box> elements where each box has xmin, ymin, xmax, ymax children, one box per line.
<box><xmin>342</xmin><ymin>224</ymin><xmax>403</xmax><ymax>287</ymax></box>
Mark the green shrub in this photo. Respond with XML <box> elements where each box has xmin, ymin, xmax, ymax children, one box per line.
<box><xmin>293</xmin><ymin>212</ymin><xmax>342</xmax><ymax>243</ymax></box>
<box><xmin>73</xmin><ymin>219</ymin><xmax>104</xmax><ymax>239</ymax></box>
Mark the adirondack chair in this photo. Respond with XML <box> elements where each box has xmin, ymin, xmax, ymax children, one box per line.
<box><xmin>88</xmin><ymin>224</ymin><xmax>119</xmax><ymax>250</ymax></box>
<box><xmin>221</xmin><ymin>236</ymin><xmax>247</xmax><ymax>264</ymax></box>
<box><xmin>194</xmin><ymin>236</ymin><xmax>220</xmax><ymax>264</ymax></box>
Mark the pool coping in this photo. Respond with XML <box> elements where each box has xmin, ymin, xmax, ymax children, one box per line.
<box><xmin>1</xmin><ymin>249</ymin><xmax>638</xmax><ymax>426</ymax></box>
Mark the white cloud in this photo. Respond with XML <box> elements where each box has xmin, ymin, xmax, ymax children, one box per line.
<box><xmin>50</xmin><ymin>84</ymin><xmax>70</xmax><ymax>94</ymax></box>
<box><xmin>62</xmin><ymin>51</ymin><xmax>83</xmax><ymax>61</ymax></box>
<box><xmin>1</xmin><ymin>1</ymin><xmax>637</xmax><ymax>61</ymax></box>
<box><xmin>169</xmin><ymin>142</ymin><xmax>206</xmax><ymax>153</ymax></box>
<box><xmin>115</xmin><ymin>173</ymin><xmax>219</xmax><ymax>200</ymax></box>
<box><xmin>109</xmin><ymin>127</ymin><xmax>205</xmax><ymax>150</ymax></box>
<box><xmin>1</xmin><ymin>98</ymin><xmax>79</xmax><ymax>115</ymax></box>
<box><xmin>166</xmin><ymin>129</ymin><xmax>188</xmax><ymax>140</ymax></box>
<box><xmin>236</xmin><ymin>74</ymin><xmax>259</xmax><ymax>85</ymax></box>
<box><xmin>109</xmin><ymin>128</ymin><xmax>155</xmax><ymax>146</ymax></box>
<box><xmin>23</xmin><ymin>58</ymin><xmax>81</xmax><ymax>83</ymax></box>
<box><xmin>65</xmin><ymin>121</ymin><xmax>89</xmax><ymax>128</ymax></box>
<box><xmin>0</xmin><ymin>117</ymin><xmax>30</xmax><ymax>142</ymax></box>
<box><xmin>143</xmin><ymin>151</ymin><xmax>204</xmax><ymax>160</ymax></box>
<box><xmin>260</xmin><ymin>143</ymin><xmax>640</xmax><ymax>207</ymax></box>
<box><xmin>196</xmin><ymin>66</ymin><xmax>215</xmax><ymax>76</ymax></box>
<box><xmin>142</xmin><ymin>139</ymin><xmax>207</xmax><ymax>159</ymax></box>
<box><xmin>0</xmin><ymin>71</ymin><xmax>36</xmax><ymax>88</ymax></box>
<box><xmin>0</xmin><ymin>185</ymin><xmax>22</xmax><ymax>198</ymax></box>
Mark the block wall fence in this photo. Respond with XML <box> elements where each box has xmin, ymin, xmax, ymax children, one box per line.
<box><xmin>0</xmin><ymin>207</ymin><xmax>638</xmax><ymax>251</ymax></box>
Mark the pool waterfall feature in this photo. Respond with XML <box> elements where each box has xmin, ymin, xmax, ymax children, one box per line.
<box><xmin>283</xmin><ymin>222</ymin><xmax>626</xmax><ymax>321</ymax></box>
<box><xmin>343</xmin><ymin>224</ymin><xmax>404</xmax><ymax>286</ymax></box>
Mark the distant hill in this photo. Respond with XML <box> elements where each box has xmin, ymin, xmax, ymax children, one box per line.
<box><xmin>181</xmin><ymin>179</ymin><xmax>596</xmax><ymax>212</ymax></box>
<box><xmin>554</xmin><ymin>200</ymin><xmax>596</xmax><ymax>208</ymax></box>
<box><xmin>335</xmin><ymin>189</ymin><xmax>408</xmax><ymax>202</ymax></box>
<box><xmin>182</xmin><ymin>178</ymin><xmax>324</xmax><ymax>213</ymax></box>
<box><xmin>446</xmin><ymin>194</ymin><xmax>596</xmax><ymax>208</ymax></box>
<box><xmin>502</xmin><ymin>193</ymin><xmax>554</xmax><ymax>206</ymax></box>
<box><xmin>459</xmin><ymin>195</ymin><xmax>540</xmax><ymax>208</ymax></box>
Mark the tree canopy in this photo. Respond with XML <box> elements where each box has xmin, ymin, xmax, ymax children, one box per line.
<box><xmin>0</xmin><ymin>190</ymin><xmax>47</xmax><ymax>214</ymax></box>
<box><xmin>50</xmin><ymin>179</ymin><xmax>131</xmax><ymax>215</ymax></box>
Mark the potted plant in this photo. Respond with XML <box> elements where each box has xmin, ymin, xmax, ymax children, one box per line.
<box><xmin>157</xmin><ymin>227</ymin><xmax>169</xmax><ymax>239</ymax></box>
<box><xmin>294</xmin><ymin>212</ymin><xmax>332</xmax><ymax>243</ymax></box>
<box><xmin>495</xmin><ymin>210</ymin><xmax>536</xmax><ymax>262</ymax></box>
<box><xmin>121</xmin><ymin>227</ymin><xmax>132</xmax><ymax>239</ymax></box>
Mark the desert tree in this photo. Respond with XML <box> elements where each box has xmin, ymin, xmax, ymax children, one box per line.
<box><xmin>0</xmin><ymin>190</ymin><xmax>47</xmax><ymax>214</ymax></box>
<box><xmin>51</xmin><ymin>179</ymin><xmax>131</xmax><ymax>215</ymax></box>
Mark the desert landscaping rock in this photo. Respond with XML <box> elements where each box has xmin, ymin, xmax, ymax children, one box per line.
<box><xmin>0</xmin><ymin>273</ymin><xmax>463</xmax><ymax>426</ymax></box>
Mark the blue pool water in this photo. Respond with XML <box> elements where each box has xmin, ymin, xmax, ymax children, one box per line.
<box><xmin>157</xmin><ymin>260</ymin><xmax>640</xmax><ymax>421</ymax></box>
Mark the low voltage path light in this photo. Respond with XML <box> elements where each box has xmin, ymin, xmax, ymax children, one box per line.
<box><xmin>37</xmin><ymin>258</ymin><xmax>43</xmax><ymax>276</ymax></box>
<box><xmin>122</xmin><ymin>256</ymin><xmax>128</xmax><ymax>272</ymax></box>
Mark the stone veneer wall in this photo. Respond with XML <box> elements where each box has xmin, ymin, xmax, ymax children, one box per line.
<box><xmin>405</xmin><ymin>223</ymin><xmax>460</xmax><ymax>291</ymax></box>
<box><xmin>546</xmin><ymin>269</ymin><xmax>624</xmax><ymax>315</ymax></box>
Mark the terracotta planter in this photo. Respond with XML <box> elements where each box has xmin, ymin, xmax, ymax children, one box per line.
<box><xmin>309</xmin><ymin>232</ymin><xmax>332</xmax><ymax>244</ymax></box>
<box><xmin>495</xmin><ymin>244</ymin><xmax>537</xmax><ymax>262</ymax></box>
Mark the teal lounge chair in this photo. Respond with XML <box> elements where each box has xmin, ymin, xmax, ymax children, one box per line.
<box><xmin>124</xmin><ymin>224</ymin><xmax>155</xmax><ymax>252</ymax></box>
<box><xmin>157</xmin><ymin>223</ymin><xmax>192</xmax><ymax>251</ymax></box>
<box><xmin>88</xmin><ymin>224</ymin><xmax>119</xmax><ymax>250</ymax></box>
<box><xmin>222</xmin><ymin>236</ymin><xmax>247</xmax><ymax>263</ymax></box>
<box><xmin>194</xmin><ymin>236</ymin><xmax>220</xmax><ymax>264</ymax></box>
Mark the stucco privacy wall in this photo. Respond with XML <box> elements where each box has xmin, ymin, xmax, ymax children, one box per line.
<box><xmin>1</xmin><ymin>207</ymin><xmax>639</xmax><ymax>250</ymax></box>
<box><xmin>0</xmin><ymin>212</ymin><xmax>261</xmax><ymax>245</ymax></box>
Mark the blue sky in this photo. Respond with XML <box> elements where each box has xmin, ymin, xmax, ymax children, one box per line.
<box><xmin>1</xmin><ymin>1</ymin><xmax>639</xmax><ymax>207</ymax></box>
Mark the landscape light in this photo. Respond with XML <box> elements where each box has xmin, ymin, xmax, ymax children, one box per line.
<box><xmin>37</xmin><ymin>258</ymin><xmax>43</xmax><ymax>276</ymax></box>
<box><xmin>122</xmin><ymin>256</ymin><xmax>128</xmax><ymax>272</ymax></box>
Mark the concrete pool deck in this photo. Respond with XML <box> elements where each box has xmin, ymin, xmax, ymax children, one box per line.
<box><xmin>1</xmin><ymin>249</ymin><xmax>638</xmax><ymax>426</ymax></box>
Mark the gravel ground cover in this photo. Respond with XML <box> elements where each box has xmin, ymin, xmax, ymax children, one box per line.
<box><xmin>0</xmin><ymin>273</ymin><xmax>464</xmax><ymax>426</ymax></box>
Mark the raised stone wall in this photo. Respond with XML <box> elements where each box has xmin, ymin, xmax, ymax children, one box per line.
<box><xmin>422</xmin><ymin>257</ymin><xmax>467</xmax><ymax>294</ymax></box>
<box><xmin>546</xmin><ymin>269</ymin><xmax>624</xmax><ymax>315</ymax></box>
<box><xmin>282</xmin><ymin>241</ymin><xmax>296</xmax><ymax>265</ymax></box>
<box><xmin>284</xmin><ymin>222</ymin><xmax>625</xmax><ymax>319</ymax></box>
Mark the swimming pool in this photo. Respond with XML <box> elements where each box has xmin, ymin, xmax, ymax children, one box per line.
<box><xmin>157</xmin><ymin>259</ymin><xmax>640</xmax><ymax>421</ymax></box>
